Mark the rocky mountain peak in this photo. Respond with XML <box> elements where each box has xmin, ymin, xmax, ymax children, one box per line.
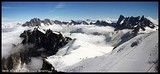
<box><xmin>115</xmin><ymin>15</ymin><xmax>155</xmax><ymax>31</ymax></box>
<box><xmin>22</xmin><ymin>18</ymin><xmax>41</xmax><ymax>27</ymax></box>
<box><xmin>2</xmin><ymin>28</ymin><xmax>72</xmax><ymax>72</ymax></box>
<box><xmin>117</xmin><ymin>15</ymin><xmax>125</xmax><ymax>25</ymax></box>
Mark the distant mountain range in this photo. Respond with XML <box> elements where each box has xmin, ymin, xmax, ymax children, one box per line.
<box><xmin>2</xmin><ymin>15</ymin><xmax>158</xmax><ymax>72</ymax></box>
<box><xmin>22</xmin><ymin>17</ymin><xmax>116</xmax><ymax>27</ymax></box>
<box><xmin>22</xmin><ymin>15</ymin><xmax>156</xmax><ymax>28</ymax></box>
<box><xmin>21</xmin><ymin>15</ymin><xmax>158</xmax><ymax>34</ymax></box>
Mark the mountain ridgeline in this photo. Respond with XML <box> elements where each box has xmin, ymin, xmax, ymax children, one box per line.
<box><xmin>22</xmin><ymin>15</ymin><xmax>156</xmax><ymax>30</ymax></box>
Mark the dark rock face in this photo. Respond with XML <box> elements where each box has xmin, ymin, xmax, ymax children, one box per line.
<box><xmin>20</xmin><ymin>28</ymin><xmax>72</xmax><ymax>57</ymax></box>
<box><xmin>116</xmin><ymin>15</ymin><xmax>125</xmax><ymax>25</ymax></box>
<box><xmin>2</xmin><ymin>52</ymin><xmax>22</xmax><ymax>71</ymax></box>
<box><xmin>62</xmin><ymin>21</ymin><xmax>69</xmax><ymax>25</ymax></box>
<box><xmin>53</xmin><ymin>20</ymin><xmax>62</xmax><ymax>25</ymax></box>
<box><xmin>22</xmin><ymin>18</ymin><xmax>54</xmax><ymax>27</ymax></box>
<box><xmin>131</xmin><ymin>41</ymin><xmax>139</xmax><ymax>47</ymax></box>
<box><xmin>114</xmin><ymin>15</ymin><xmax>155</xmax><ymax>31</ymax></box>
<box><xmin>2</xmin><ymin>28</ymin><xmax>72</xmax><ymax>72</ymax></box>
<box><xmin>41</xmin><ymin>19</ymin><xmax>53</xmax><ymax>25</ymax></box>
<box><xmin>110</xmin><ymin>15</ymin><xmax>156</xmax><ymax>51</ymax></box>
<box><xmin>30</xmin><ymin>18</ymin><xmax>41</xmax><ymax>26</ymax></box>
<box><xmin>81</xmin><ymin>21</ymin><xmax>89</xmax><ymax>25</ymax></box>
<box><xmin>41</xmin><ymin>59</ymin><xmax>57</xmax><ymax>72</ymax></box>
<box><xmin>113</xmin><ymin>31</ymin><xmax>137</xmax><ymax>50</ymax></box>
<box><xmin>69</xmin><ymin>20</ymin><xmax>81</xmax><ymax>25</ymax></box>
<box><xmin>2</xmin><ymin>53</ymin><xmax>58</xmax><ymax>72</ymax></box>
<box><xmin>22</xmin><ymin>18</ymin><xmax>41</xmax><ymax>27</ymax></box>
<box><xmin>93</xmin><ymin>20</ymin><xmax>111</xmax><ymax>26</ymax></box>
<box><xmin>68</xmin><ymin>20</ymin><xmax>89</xmax><ymax>25</ymax></box>
<box><xmin>22</xmin><ymin>19</ymin><xmax>90</xmax><ymax>26</ymax></box>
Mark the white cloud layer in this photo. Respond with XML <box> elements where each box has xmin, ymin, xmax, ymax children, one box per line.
<box><xmin>2</xmin><ymin>25</ymin><xmax>33</xmax><ymax>58</ymax></box>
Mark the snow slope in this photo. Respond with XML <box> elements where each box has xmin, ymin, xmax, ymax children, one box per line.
<box><xmin>146</xmin><ymin>17</ymin><xmax>158</xmax><ymax>25</ymax></box>
<box><xmin>60</xmin><ymin>31</ymin><xmax>158</xmax><ymax>72</ymax></box>
<box><xmin>46</xmin><ymin>38</ymin><xmax>114</xmax><ymax>71</ymax></box>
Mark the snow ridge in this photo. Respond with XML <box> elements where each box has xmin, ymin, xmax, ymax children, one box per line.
<box><xmin>58</xmin><ymin>31</ymin><xmax>158</xmax><ymax>72</ymax></box>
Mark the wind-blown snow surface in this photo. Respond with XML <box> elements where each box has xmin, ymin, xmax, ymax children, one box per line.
<box><xmin>59</xmin><ymin>31</ymin><xmax>158</xmax><ymax>72</ymax></box>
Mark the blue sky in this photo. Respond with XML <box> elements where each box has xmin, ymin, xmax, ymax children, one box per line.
<box><xmin>2</xmin><ymin>2</ymin><xmax>158</xmax><ymax>22</ymax></box>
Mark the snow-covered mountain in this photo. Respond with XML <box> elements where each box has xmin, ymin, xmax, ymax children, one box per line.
<box><xmin>115</xmin><ymin>15</ymin><xmax>157</xmax><ymax>30</ymax></box>
<box><xmin>21</xmin><ymin>15</ymin><xmax>158</xmax><ymax>33</ymax></box>
<box><xmin>2</xmin><ymin>15</ymin><xmax>158</xmax><ymax>72</ymax></box>
<box><xmin>21</xmin><ymin>18</ymin><xmax>117</xmax><ymax>27</ymax></box>
<box><xmin>55</xmin><ymin>30</ymin><xmax>158</xmax><ymax>72</ymax></box>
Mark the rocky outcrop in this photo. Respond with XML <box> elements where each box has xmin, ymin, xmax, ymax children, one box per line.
<box><xmin>62</xmin><ymin>21</ymin><xmax>69</xmax><ymax>25</ymax></box>
<box><xmin>113</xmin><ymin>31</ymin><xmax>137</xmax><ymax>50</ymax></box>
<box><xmin>22</xmin><ymin>18</ymin><xmax>90</xmax><ymax>26</ymax></box>
<box><xmin>81</xmin><ymin>21</ymin><xmax>89</xmax><ymax>25</ymax></box>
<box><xmin>116</xmin><ymin>15</ymin><xmax>125</xmax><ymax>25</ymax></box>
<box><xmin>20</xmin><ymin>28</ymin><xmax>72</xmax><ymax>57</ymax></box>
<box><xmin>2</xmin><ymin>53</ymin><xmax>21</xmax><ymax>70</ymax></box>
<box><xmin>114</xmin><ymin>15</ymin><xmax>155</xmax><ymax>31</ymax></box>
<box><xmin>53</xmin><ymin>20</ymin><xmax>62</xmax><ymax>25</ymax></box>
<box><xmin>22</xmin><ymin>18</ymin><xmax>41</xmax><ymax>27</ymax></box>
<box><xmin>41</xmin><ymin>19</ymin><xmax>54</xmax><ymax>25</ymax></box>
<box><xmin>93</xmin><ymin>20</ymin><xmax>111</xmax><ymax>26</ymax></box>
<box><xmin>2</xmin><ymin>28</ymin><xmax>72</xmax><ymax>72</ymax></box>
<box><xmin>68</xmin><ymin>20</ymin><xmax>89</xmax><ymax>25</ymax></box>
<box><xmin>2</xmin><ymin>53</ymin><xmax>58</xmax><ymax>72</ymax></box>
<box><xmin>22</xmin><ymin>18</ymin><xmax>54</xmax><ymax>27</ymax></box>
<box><xmin>69</xmin><ymin>20</ymin><xmax>80</xmax><ymax>25</ymax></box>
<box><xmin>41</xmin><ymin>59</ymin><xmax>57</xmax><ymax>72</ymax></box>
